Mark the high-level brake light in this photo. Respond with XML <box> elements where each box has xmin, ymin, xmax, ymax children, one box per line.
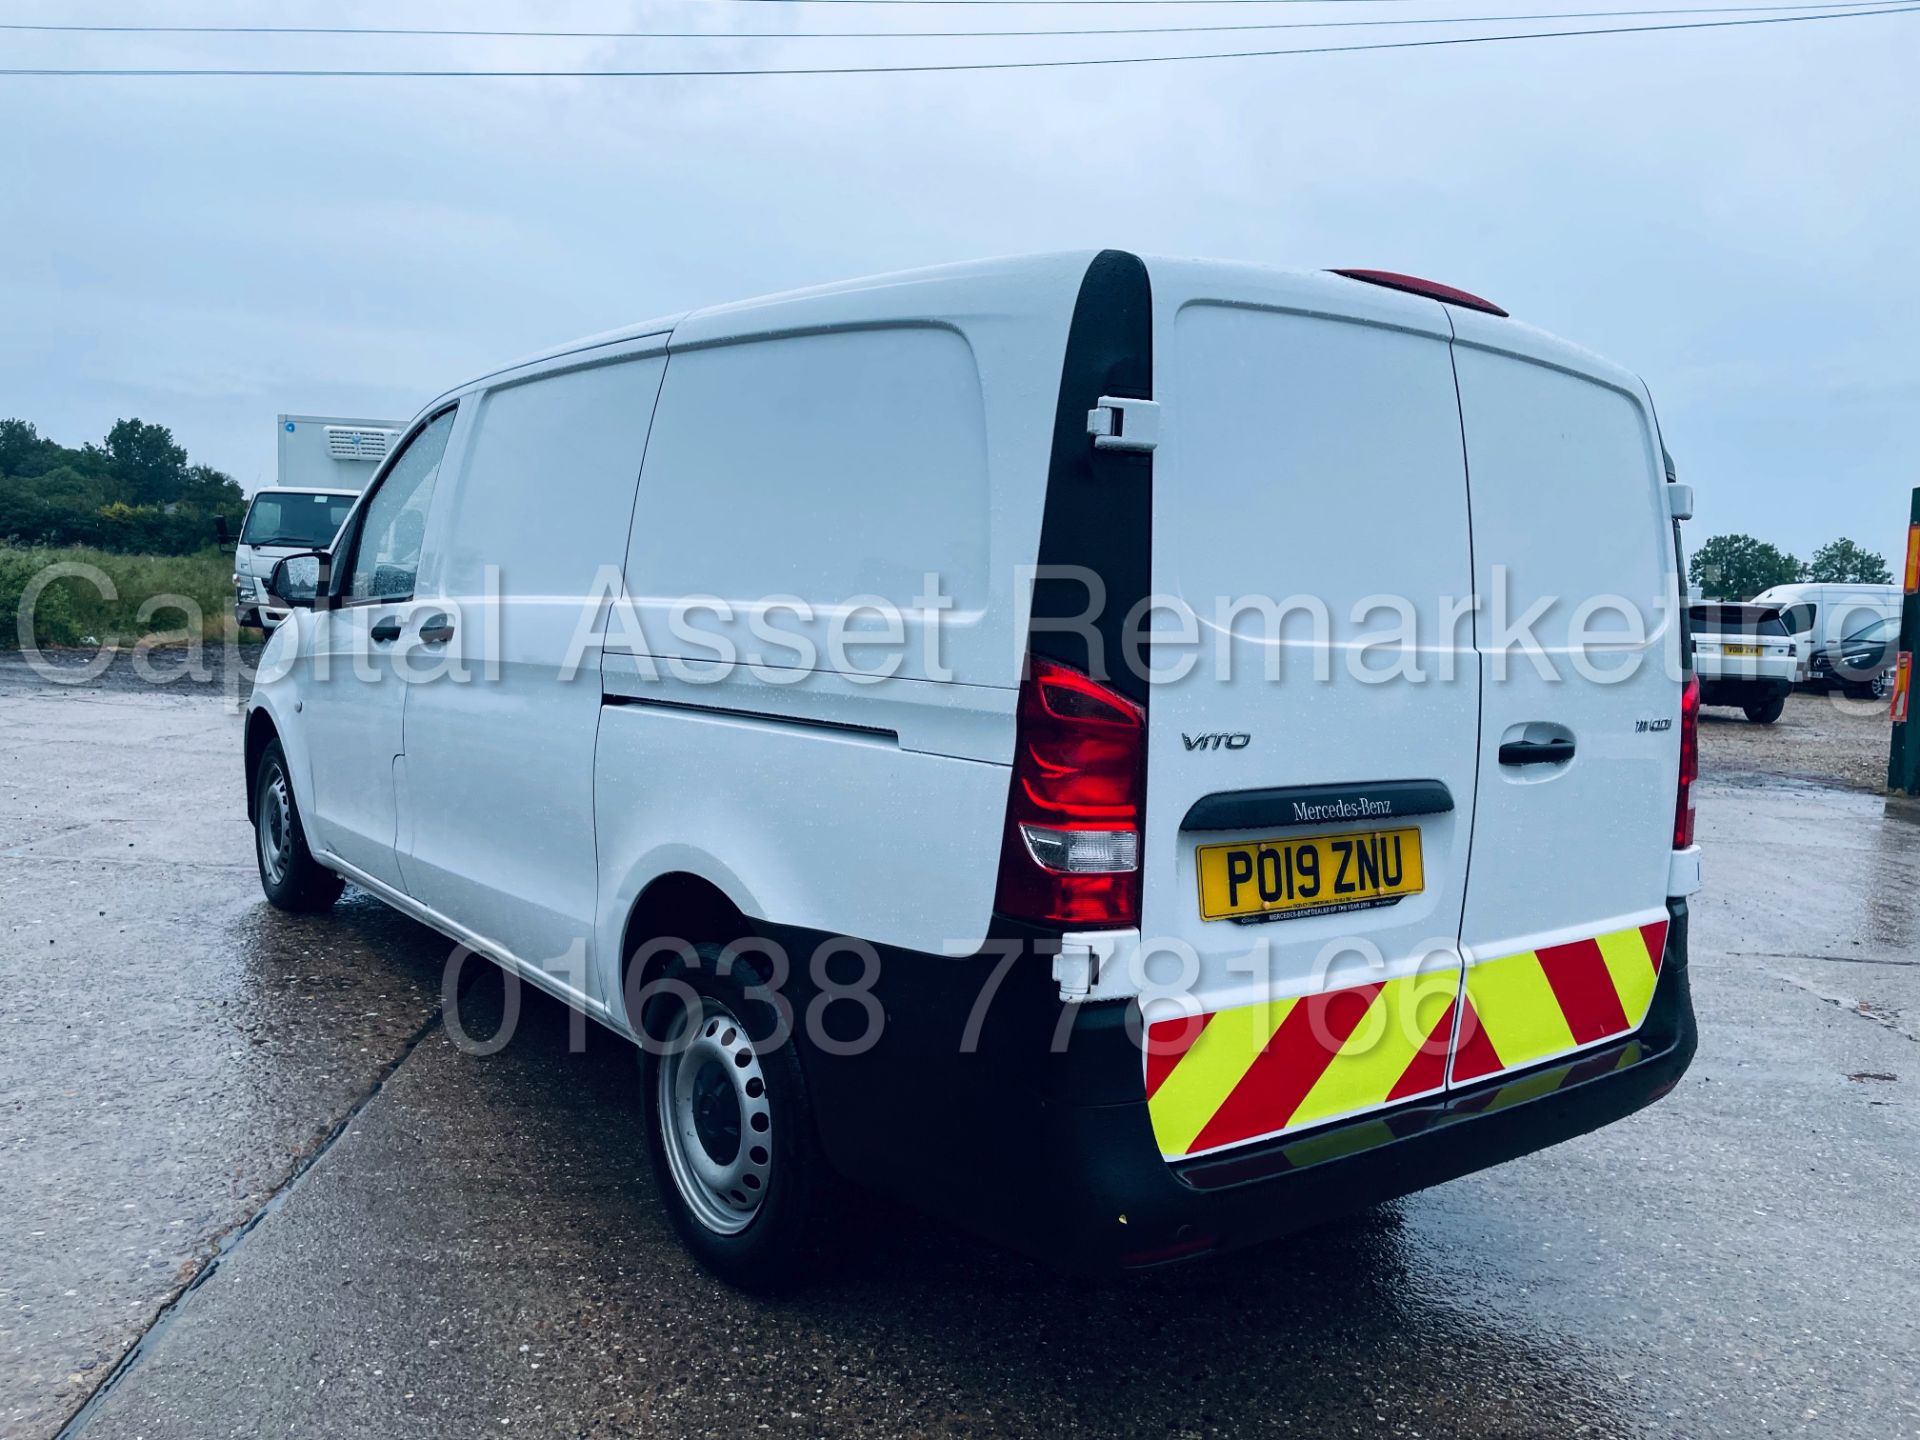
<box><xmin>1329</xmin><ymin>268</ymin><xmax>1510</xmax><ymax>318</ymax></box>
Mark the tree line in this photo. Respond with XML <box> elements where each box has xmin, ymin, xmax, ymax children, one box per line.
<box><xmin>0</xmin><ymin>418</ymin><xmax>246</xmax><ymax>555</ymax></box>
<box><xmin>1689</xmin><ymin>533</ymin><xmax>1894</xmax><ymax>600</ymax></box>
<box><xmin>3</xmin><ymin>416</ymin><xmax>1903</xmax><ymax>597</ymax></box>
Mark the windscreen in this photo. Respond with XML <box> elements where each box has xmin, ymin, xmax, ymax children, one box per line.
<box><xmin>241</xmin><ymin>492</ymin><xmax>355</xmax><ymax>548</ymax></box>
<box><xmin>1843</xmin><ymin>616</ymin><xmax>1893</xmax><ymax>644</ymax></box>
<box><xmin>1690</xmin><ymin>605</ymin><xmax>1788</xmax><ymax>637</ymax></box>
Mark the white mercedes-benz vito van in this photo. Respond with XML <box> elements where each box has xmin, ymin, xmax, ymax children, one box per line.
<box><xmin>245</xmin><ymin>252</ymin><xmax>1702</xmax><ymax>1288</ymax></box>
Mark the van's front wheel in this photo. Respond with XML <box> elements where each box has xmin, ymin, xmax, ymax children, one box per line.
<box><xmin>640</xmin><ymin>946</ymin><xmax>836</xmax><ymax>1291</ymax></box>
<box><xmin>252</xmin><ymin>739</ymin><xmax>344</xmax><ymax>913</ymax></box>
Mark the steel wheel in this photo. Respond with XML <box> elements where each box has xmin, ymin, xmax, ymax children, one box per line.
<box><xmin>657</xmin><ymin>997</ymin><xmax>774</xmax><ymax>1236</ymax></box>
<box><xmin>258</xmin><ymin>763</ymin><xmax>293</xmax><ymax>889</ymax></box>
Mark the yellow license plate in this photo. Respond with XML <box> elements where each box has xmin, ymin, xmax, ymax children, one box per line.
<box><xmin>1722</xmin><ymin>643</ymin><xmax>1762</xmax><ymax>656</ymax></box>
<box><xmin>1197</xmin><ymin>827</ymin><xmax>1425</xmax><ymax>922</ymax></box>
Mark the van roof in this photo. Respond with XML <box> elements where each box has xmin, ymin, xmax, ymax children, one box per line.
<box><xmin>424</xmin><ymin>250</ymin><xmax>1643</xmax><ymax>421</ymax></box>
<box><xmin>1754</xmin><ymin>581</ymin><xmax>1900</xmax><ymax>595</ymax></box>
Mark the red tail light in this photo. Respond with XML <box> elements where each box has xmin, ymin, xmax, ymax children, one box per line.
<box><xmin>1674</xmin><ymin>675</ymin><xmax>1699</xmax><ymax>849</ymax></box>
<box><xmin>995</xmin><ymin>659</ymin><xmax>1146</xmax><ymax>929</ymax></box>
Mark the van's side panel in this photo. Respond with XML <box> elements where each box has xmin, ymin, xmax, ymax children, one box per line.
<box><xmin>619</xmin><ymin>253</ymin><xmax>1093</xmax><ymax>692</ymax></box>
<box><xmin>1448</xmin><ymin>314</ymin><xmax>1681</xmax><ymax>1085</ymax></box>
<box><xmin>593</xmin><ymin>676</ymin><xmax>1016</xmax><ymax>964</ymax></box>
<box><xmin>592</xmin><ymin>255</ymin><xmax>1091</xmax><ymax>982</ymax></box>
<box><xmin>400</xmin><ymin>343</ymin><xmax>669</xmax><ymax>1009</ymax></box>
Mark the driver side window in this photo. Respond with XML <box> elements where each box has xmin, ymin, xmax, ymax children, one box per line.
<box><xmin>346</xmin><ymin>409</ymin><xmax>456</xmax><ymax>602</ymax></box>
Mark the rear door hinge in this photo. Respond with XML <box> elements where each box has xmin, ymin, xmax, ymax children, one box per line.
<box><xmin>1087</xmin><ymin>396</ymin><xmax>1160</xmax><ymax>454</ymax></box>
<box><xmin>1666</xmin><ymin>482</ymin><xmax>1695</xmax><ymax>521</ymax></box>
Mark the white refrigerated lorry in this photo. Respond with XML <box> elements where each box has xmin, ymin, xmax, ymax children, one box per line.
<box><xmin>231</xmin><ymin>416</ymin><xmax>403</xmax><ymax>629</ymax></box>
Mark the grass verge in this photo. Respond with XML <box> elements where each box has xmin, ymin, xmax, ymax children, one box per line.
<box><xmin>0</xmin><ymin>543</ymin><xmax>237</xmax><ymax>649</ymax></box>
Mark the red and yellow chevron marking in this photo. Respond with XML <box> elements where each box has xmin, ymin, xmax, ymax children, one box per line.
<box><xmin>1185</xmin><ymin>1036</ymin><xmax>1654</xmax><ymax>1187</ymax></box>
<box><xmin>1144</xmin><ymin>918</ymin><xmax>1671</xmax><ymax>1160</ymax></box>
<box><xmin>1145</xmin><ymin>970</ymin><xmax>1458</xmax><ymax>1158</ymax></box>
<box><xmin>1450</xmin><ymin>918</ymin><xmax>1668</xmax><ymax>1086</ymax></box>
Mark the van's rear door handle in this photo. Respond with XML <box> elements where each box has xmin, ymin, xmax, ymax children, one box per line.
<box><xmin>1498</xmin><ymin>738</ymin><xmax>1576</xmax><ymax>767</ymax></box>
<box><xmin>419</xmin><ymin>614</ymin><xmax>455</xmax><ymax>645</ymax></box>
<box><xmin>370</xmin><ymin>618</ymin><xmax>402</xmax><ymax>644</ymax></box>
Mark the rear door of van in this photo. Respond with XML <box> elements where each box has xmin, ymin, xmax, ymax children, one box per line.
<box><xmin>1446</xmin><ymin>312</ymin><xmax>1680</xmax><ymax>1088</ymax></box>
<box><xmin>1139</xmin><ymin>265</ymin><xmax>1480</xmax><ymax>1160</ymax></box>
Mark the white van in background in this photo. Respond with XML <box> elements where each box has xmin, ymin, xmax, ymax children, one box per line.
<box><xmin>243</xmin><ymin>253</ymin><xmax>1701</xmax><ymax>1288</ymax></box>
<box><xmin>1749</xmin><ymin>581</ymin><xmax>1902</xmax><ymax>683</ymax></box>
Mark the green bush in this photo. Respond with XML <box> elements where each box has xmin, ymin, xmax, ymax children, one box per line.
<box><xmin>1</xmin><ymin>417</ymin><xmax>246</xmax><ymax>555</ymax></box>
<box><xmin>0</xmin><ymin>544</ymin><xmax>235</xmax><ymax>649</ymax></box>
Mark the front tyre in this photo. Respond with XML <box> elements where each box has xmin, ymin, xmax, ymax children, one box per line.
<box><xmin>640</xmin><ymin>945</ymin><xmax>836</xmax><ymax>1292</ymax></box>
<box><xmin>252</xmin><ymin>738</ymin><xmax>344</xmax><ymax>913</ymax></box>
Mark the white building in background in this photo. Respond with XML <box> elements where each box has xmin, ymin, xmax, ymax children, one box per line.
<box><xmin>275</xmin><ymin>414</ymin><xmax>404</xmax><ymax>492</ymax></box>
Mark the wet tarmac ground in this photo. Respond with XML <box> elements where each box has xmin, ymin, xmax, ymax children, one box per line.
<box><xmin>2</xmin><ymin>652</ymin><xmax>1917</xmax><ymax>1439</ymax></box>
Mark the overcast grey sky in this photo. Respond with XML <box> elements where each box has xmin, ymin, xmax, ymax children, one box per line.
<box><xmin>2</xmin><ymin>0</ymin><xmax>1915</xmax><ymax>564</ymax></box>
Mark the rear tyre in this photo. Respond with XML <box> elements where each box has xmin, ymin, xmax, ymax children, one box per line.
<box><xmin>639</xmin><ymin>944</ymin><xmax>837</xmax><ymax>1292</ymax></box>
<box><xmin>1743</xmin><ymin>691</ymin><xmax>1787</xmax><ymax>725</ymax></box>
<box><xmin>252</xmin><ymin>739</ymin><xmax>344</xmax><ymax>913</ymax></box>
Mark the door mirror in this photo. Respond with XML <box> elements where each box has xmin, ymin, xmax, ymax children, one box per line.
<box><xmin>214</xmin><ymin>516</ymin><xmax>233</xmax><ymax>547</ymax></box>
<box><xmin>266</xmin><ymin>553</ymin><xmax>326</xmax><ymax>608</ymax></box>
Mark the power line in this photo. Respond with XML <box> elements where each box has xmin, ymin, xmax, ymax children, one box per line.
<box><xmin>541</xmin><ymin>1</ymin><xmax>1429</xmax><ymax>5</ymax></box>
<box><xmin>664</xmin><ymin>1</ymin><xmax>1401</xmax><ymax>4</ymax></box>
<box><xmin>1</xmin><ymin>1</ymin><xmax>1909</xmax><ymax>75</ymax></box>
<box><xmin>691</xmin><ymin>0</ymin><xmax>1488</xmax><ymax>5</ymax></box>
<box><xmin>0</xmin><ymin>0</ymin><xmax>1891</xmax><ymax>40</ymax></box>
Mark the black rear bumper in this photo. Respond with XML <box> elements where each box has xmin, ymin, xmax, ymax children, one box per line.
<box><xmin>1699</xmin><ymin>678</ymin><xmax>1790</xmax><ymax>705</ymax></box>
<box><xmin>789</xmin><ymin>901</ymin><xmax>1696</xmax><ymax>1275</ymax></box>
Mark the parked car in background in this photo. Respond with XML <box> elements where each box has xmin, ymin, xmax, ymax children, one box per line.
<box><xmin>1809</xmin><ymin>614</ymin><xmax>1899</xmax><ymax>699</ymax></box>
<box><xmin>230</xmin><ymin>487</ymin><xmax>358</xmax><ymax>630</ymax></box>
<box><xmin>1749</xmin><ymin>581</ymin><xmax>1902</xmax><ymax>686</ymax></box>
<box><xmin>1691</xmin><ymin>601</ymin><xmax>1799</xmax><ymax>723</ymax></box>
